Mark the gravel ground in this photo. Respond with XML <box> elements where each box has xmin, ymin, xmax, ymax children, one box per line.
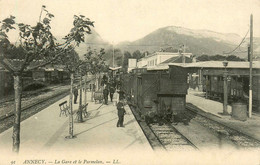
<box><xmin>186</xmin><ymin>109</ymin><xmax>260</xmax><ymax>148</ymax></box>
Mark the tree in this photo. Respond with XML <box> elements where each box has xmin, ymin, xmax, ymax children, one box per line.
<box><xmin>196</xmin><ymin>54</ymin><xmax>210</xmax><ymax>61</ymax></box>
<box><xmin>58</xmin><ymin>48</ymin><xmax>86</xmax><ymax>126</ymax></box>
<box><xmin>122</xmin><ymin>51</ymin><xmax>132</xmax><ymax>69</ymax></box>
<box><xmin>78</xmin><ymin>59</ymin><xmax>92</xmax><ymax>117</ymax></box>
<box><xmin>84</xmin><ymin>47</ymin><xmax>108</xmax><ymax>94</ymax></box>
<box><xmin>132</xmin><ymin>50</ymin><xmax>143</xmax><ymax>60</ymax></box>
<box><xmin>0</xmin><ymin>6</ymin><xmax>94</xmax><ymax>153</ymax></box>
<box><xmin>116</xmin><ymin>56</ymin><xmax>123</xmax><ymax>66</ymax></box>
<box><xmin>103</xmin><ymin>48</ymin><xmax>123</xmax><ymax>67</ymax></box>
<box><xmin>197</xmin><ymin>54</ymin><xmax>245</xmax><ymax>62</ymax></box>
<box><xmin>226</xmin><ymin>55</ymin><xmax>245</xmax><ymax>61</ymax></box>
<box><xmin>210</xmin><ymin>54</ymin><xmax>226</xmax><ymax>61</ymax></box>
<box><xmin>142</xmin><ymin>51</ymin><xmax>150</xmax><ymax>57</ymax></box>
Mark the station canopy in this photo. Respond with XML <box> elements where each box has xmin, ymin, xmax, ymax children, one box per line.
<box><xmin>168</xmin><ymin>61</ymin><xmax>260</xmax><ymax>76</ymax></box>
<box><xmin>109</xmin><ymin>66</ymin><xmax>122</xmax><ymax>71</ymax></box>
<box><xmin>168</xmin><ymin>61</ymin><xmax>260</xmax><ymax>69</ymax></box>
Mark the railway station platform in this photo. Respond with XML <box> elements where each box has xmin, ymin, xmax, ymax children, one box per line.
<box><xmin>1</xmin><ymin>90</ymin><xmax>260</xmax><ymax>165</ymax></box>
<box><xmin>187</xmin><ymin>89</ymin><xmax>260</xmax><ymax>142</ymax></box>
<box><xmin>0</xmin><ymin>91</ymin><xmax>153</xmax><ymax>159</ymax></box>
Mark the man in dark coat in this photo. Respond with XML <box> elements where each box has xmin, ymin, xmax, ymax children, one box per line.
<box><xmin>103</xmin><ymin>85</ymin><xmax>109</xmax><ymax>105</ymax></box>
<box><xmin>101</xmin><ymin>75</ymin><xmax>108</xmax><ymax>86</ymax></box>
<box><xmin>109</xmin><ymin>85</ymin><xmax>115</xmax><ymax>102</ymax></box>
<box><xmin>73</xmin><ymin>87</ymin><xmax>78</xmax><ymax>104</ymax></box>
<box><xmin>117</xmin><ymin>100</ymin><xmax>126</xmax><ymax>127</ymax></box>
<box><xmin>118</xmin><ymin>89</ymin><xmax>125</xmax><ymax>101</ymax></box>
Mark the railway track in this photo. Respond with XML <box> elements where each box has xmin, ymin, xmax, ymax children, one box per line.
<box><xmin>130</xmin><ymin>102</ymin><xmax>260</xmax><ymax>151</ymax></box>
<box><xmin>149</xmin><ymin>123</ymin><xmax>197</xmax><ymax>151</ymax></box>
<box><xmin>0</xmin><ymin>90</ymin><xmax>70</xmax><ymax>133</ymax></box>
<box><xmin>0</xmin><ymin>84</ymin><xmax>70</xmax><ymax>106</ymax></box>
<box><xmin>186</xmin><ymin>105</ymin><xmax>260</xmax><ymax>148</ymax></box>
<box><xmin>128</xmin><ymin>104</ymin><xmax>197</xmax><ymax>151</ymax></box>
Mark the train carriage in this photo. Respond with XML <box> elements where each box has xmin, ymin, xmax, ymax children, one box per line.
<box><xmin>178</xmin><ymin>61</ymin><xmax>260</xmax><ymax>112</ymax></box>
<box><xmin>123</xmin><ymin>65</ymin><xmax>189</xmax><ymax>123</ymax></box>
<box><xmin>204</xmin><ymin>74</ymin><xmax>260</xmax><ymax>111</ymax></box>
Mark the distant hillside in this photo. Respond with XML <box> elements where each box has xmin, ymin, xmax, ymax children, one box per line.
<box><xmin>56</xmin><ymin>29</ymin><xmax>110</xmax><ymax>59</ymax></box>
<box><xmin>116</xmin><ymin>26</ymin><xmax>260</xmax><ymax>58</ymax></box>
<box><xmin>56</xmin><ymin>26</ymin><xmax>260</xmax><ymax>61</ymax></box>
<box><xmin>75</xmin><ymin>29</ymin><xmax>111</xmax><ymax>58</ymax></box>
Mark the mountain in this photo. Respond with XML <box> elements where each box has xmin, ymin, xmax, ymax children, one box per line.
<box><xmin>56</xmin><ymin>29</ymin><xmax>110</xmax><ymax>59</ymax></box>
<box><xmin>56</xmin><ymin>26</ymin><xmax>260</xmax><ymax>61</ymax></box>
<box><xmin>116</xmin><ymin>26</ymin><xmax>260</xmax><ymax>58</ymax></box>
<box><xmin>75</xmin><ymin>29</ymin><xmax>111</xmax><ymax>58</ymax></box>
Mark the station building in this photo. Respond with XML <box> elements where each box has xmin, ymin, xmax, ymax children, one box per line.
<box><xmin>137</xmin><ymin>52</ymin><xmax>192</xmax><ymax>69</ymax></box>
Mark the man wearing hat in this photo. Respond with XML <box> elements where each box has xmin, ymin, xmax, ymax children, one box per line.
<box><xmin>73</xmin><ymin>86</ymin><xmax>78</xmax><ymax>104</ymax></box>
<box><xmin>103</xmin><ymin>85</ymin><xmax>109</xmax><ymax>105</ymax></box>
<box><xmin>116</xmin><ymin>99</ymin><xmax>126</xmax><ymax>127</ymax></box>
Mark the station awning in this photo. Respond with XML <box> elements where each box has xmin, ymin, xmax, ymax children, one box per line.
<box><xmin>168</xmin><ymin>61</ymin><xmax>260</xmax><ymax>69</ymax></box>
<box><xmin>109</xmin><ymin>66</ymin><xmax>122</xmax><ymax>71</ymax></box>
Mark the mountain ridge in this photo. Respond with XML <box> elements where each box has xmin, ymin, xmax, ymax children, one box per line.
<box><xmin>70</xmin><ymin>26</ymin><xmax>259</xmax><ymax>59</ymax></box>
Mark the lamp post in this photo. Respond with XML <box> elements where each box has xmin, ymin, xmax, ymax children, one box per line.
<box><xmin>222</xmin><ymin>60</ymin><xmax>229</xmax><ymax>115</ymax></box>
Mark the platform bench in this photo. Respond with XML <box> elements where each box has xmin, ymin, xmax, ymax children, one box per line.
<box><xmin>59</xmin><ymin>101</ymin><xmax>69</xmax><ymax>117</ymax></box>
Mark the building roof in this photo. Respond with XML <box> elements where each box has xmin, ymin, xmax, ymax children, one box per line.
<box><xmin>146</xmin><ymin>52</ymin><xmax>192</xmax><ymax>58</ymax></box>
<box><xmin>147</xmin><ymin>55</ymin><xmax>193</xmax><ymax>71</ymax></box>
<box><xmin>169</xmin><ymin>61</ymin><xmax>260</xmax><ymax>69</ymax></box>
<box><xmin>162</xmin><ymin>55</ymin><xmax>192</xmax><ymax>64</ymax></box>
<box><xmin>0</xmin><ymin>60</ymin><xmax>67</xmax><ymax>71</ymax></box>
<box><xmin>147</xmin><ymin>64</ymin><xmax>169</xmax><ymax>71</ymax></box>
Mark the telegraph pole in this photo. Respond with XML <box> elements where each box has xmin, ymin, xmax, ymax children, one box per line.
<box><xmin>182</xmin><ymin>44</ymin><xmax>186</xmax><ymax>63</ymax></box>
<box><xmin>222</xmin><ymin>60</ymin><xmax>229</xmax><ymax>115</ymax></box>
<box><xmin>249</xmin><ymin>14</ymin><xmax>253</xmax><ymax>118</ymax></box>
<box><xmin>112</xmin><ymin>43</ymin><xmax>115</xmax><ymax>68</ymax></box>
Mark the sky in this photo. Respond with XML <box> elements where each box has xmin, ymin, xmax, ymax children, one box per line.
<box><xmin>1</xmin><ymin>0</ymin><xmax>260</xmax><ymax>44</ymax></box>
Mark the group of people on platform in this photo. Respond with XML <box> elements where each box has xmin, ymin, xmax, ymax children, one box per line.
<box><xmin>101</xmin><ymin>75</ymin><xmax>124</xmax><ymax>104</ymax></box>
<box><xmin>72</xmin><ymin>74</ymin><xmax>127</xmax><ymax>128</ymax></box>
<box><xmin>101</xmin><ymin>74</ymin><xmax>126</xmax><ymax>127</ymax></box>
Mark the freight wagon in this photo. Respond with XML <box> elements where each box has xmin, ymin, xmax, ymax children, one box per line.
<box><xmin>122</xmin><ymin>65</ymin><xmax>189</xmax><ymax>124</ymax></box>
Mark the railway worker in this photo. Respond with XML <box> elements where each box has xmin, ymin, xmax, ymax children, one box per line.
<box><xmin>116</xmin><ymin>99</ymin><xmax>126</xmax><ymax>127</ymax></box>
<box><xmin>73</xmin><ymin>86</ymin><xmax>78</xmax><ymax>104</ymax></box>
<box><xmin>109</xmin><ymin>85</ymin><xmax>115</xmax><ymax>102</ymax></box>
<box><xmin>165</xmin><ymin>106</ymin><xmax>173</xmax><ymax>123</ymax></box>
<box><xmin>109</xmin><ymin>77</ymin><xmax>116</xmax><ymax>89</ymax></box>
<box><xmin>101</xmin><ymin>74</ymin><xmax>108</xmax><ymax>86</ymax></box>
<box><xmin>103</xmin><ymin>85</ymin><xmax>109</xmax><ymax>105</ymax></box>
<box><xmin>118</xmin><ymin>89</ymin><xmax>125</xmax><ymax>101</ymax></box>
<box><xmin>117</xmin><ymin>80</ymin><xmax>122</xmax><ymax>90</ymax></box>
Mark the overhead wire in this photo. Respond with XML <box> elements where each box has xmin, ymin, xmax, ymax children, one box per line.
<box><xmin>223</xmin><ymin>29</ymin><xmax>249</xmax><ymax>55</ymax></box>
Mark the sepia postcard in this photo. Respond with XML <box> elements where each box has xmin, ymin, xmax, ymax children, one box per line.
<box><xmin>0</xmin><ymin>0</ymin><xmax>260</xmax><ymax>165</ymax></box>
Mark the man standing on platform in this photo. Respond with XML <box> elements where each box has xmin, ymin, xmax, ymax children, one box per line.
<box><xmin>118</xmin><ymin>89</ymin><xmax>125</xmax><ymax>101</ymax></box>
<box><xmin>103</xmin><ymin>85</ymin><xmax>109</xmax><ymax>105</ymax></box>
<box><xmin>109</xmin><ymin>85</ymin><xmax>115</xmax><ymax>102</ymax></box>
<box><xmin>73</xmin><ymin>86</ymin><xmax>78</xmax><ymax>104</ymax></box>
<box><xmin>117</xmin><ymin>99</ymin><xmax>126</xmax><ymax>127</ymax></box>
